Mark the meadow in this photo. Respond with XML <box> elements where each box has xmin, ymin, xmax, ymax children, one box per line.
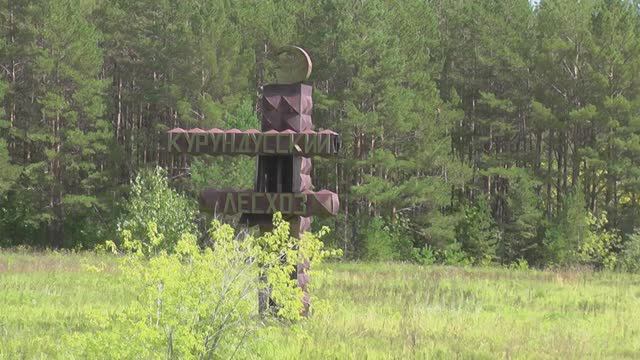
<box><xmin>1</xmin><ymin>251</ymin><xmax>639</xmax><ymax>359</ymax></box>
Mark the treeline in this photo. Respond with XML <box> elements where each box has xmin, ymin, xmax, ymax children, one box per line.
<box><xmin>2</xmin><ymin>0</ymin><xmax>640</xmax><ymax>268</ymax></box>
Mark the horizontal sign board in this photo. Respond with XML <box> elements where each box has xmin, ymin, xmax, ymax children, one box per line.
<box><xmin>168</xmin><ymin>128</ymin><xmax>340</xmax><ymax>157</ymax></box>
<box><xmin>199</xmin><ymin>189</ymin><xmax>339</xmax><ymax>217</ymax></box>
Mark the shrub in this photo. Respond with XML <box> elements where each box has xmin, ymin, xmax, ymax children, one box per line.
<box><xmin>362</xmin><ymin>217</ymin><xmax>413</xmax><ymax>261</ymax></box>
<box><xmin>117</xmin><ymin>167</ymin><xmax>198</xmax><ymax>255</ymax></box>
<box><xmin>544</xmin><ymin>188</ymin><xmax>620</xmax><ymax>271</ymax></box>
<box><xmin>577</xmin><ymin>212</ymin><xmax>621</xmax><ymax>271</ymax></box>
<box><xmin>440</xmin><ymin>242</ymin><xmax>472</xmax><ymax>266</ymax></box>
<box><xmin>544</xmin><ymin>188</ymin><xmax>589</xmax><ymax>266</ymax></box>
<box><xmin>362</xmin><ymin>218</ymin><xmax>395</xmax><ymax>261</ymax></box>
<box><xmin>509</xmin><ymin>258</ymin><xmax>530</xmax><ymax>271</ymax></box>
<box><xmin>620</xmin><ymin>229</ymin><xmax>640</xmax><ymax>273</ymax></box>
<box><xmin>73</xmin><ymin>213</ymin><xmax>339</xmax><ymax>358</ymax></box>
<box><xmin>69</xmin><ymin>223</ymin><xmax>258</xmax><ymax>359</ymax></box>
<box><xmin>411</xmin><ymin>245</ymin><xmax>437</xmax><ymax>265</ymax></box>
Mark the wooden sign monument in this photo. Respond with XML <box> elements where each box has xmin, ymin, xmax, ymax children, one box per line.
<box><xmin>168</xmin><ymin>47</ymin><xmax>339</xmax><ymax>315</ymax></box>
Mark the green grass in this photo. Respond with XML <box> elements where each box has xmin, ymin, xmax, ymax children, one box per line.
<box><xmin>1</xmin><ymin>252</ymin><xmax>640</xmax><ymax>359</ymax></box>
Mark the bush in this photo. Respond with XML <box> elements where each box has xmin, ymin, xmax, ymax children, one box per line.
<box><xmin>117</xmin><ymin>167</ymin><xmax>198</xmax><ymax>255</ymax></box>
<box><xmin>74</xmin><ymin>213</ymin><xmax>339</xmax><ymax>358</ymax></box>
<box><xmin>362</xmin><ymin>218</ymin><xmax>395</xmax><ymax>261</ymax></box>
<box><xmin>362</xmin><ymin>217</ymin><xmax>413</xmax><ymax>261</ymax></box>
<box><xmin>412</xmin><ymin>246</ymin><xmax>437</xmax><ymax>265</ymax></box>
<box><xmin>508</xmin><ymin>258</ymin><xmax>530</xmax><ymax>271</ymax></box>
<box><xmin>577</xmin><ymin>212</ymin><xmax>621</xmax><ymax>271</ymax></box>
<box><xmin>620</xmin><ymin>229</ymin><xmax>640</xmax><ymax>273</ymax></box>
<box><xmin>440</xmin><ymin>242</ymin><xmax>472</xmax><ymax>266</ymax></box>
<box><xmin>544</xmin><ymin>188</ymin><xmax>620</xmax><ymax>271</ymax></box>
<box><xmin>544</xmin><ymin>188</ymin><xmax>589</xmax><ymax>266</ymax></box>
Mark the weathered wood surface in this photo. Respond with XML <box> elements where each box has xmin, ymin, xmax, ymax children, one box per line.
<box><xmin>168</xmin><ymin>129</ymin><xmax>340</xmax><ymax>157</ymax></box>
<box><xmin>199</xmin><ymin>189</ymin><xmax>339</xmax><ymax>217</ymax></box>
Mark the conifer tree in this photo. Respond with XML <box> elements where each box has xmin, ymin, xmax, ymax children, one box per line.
<box><xmin>545</xmin><ymin>185</ymin><xmax>590</xmax><ymax>266</ymax></box>
<box><xmin>2</xmin><ymin>0</ymin><xmax>640</xmax><ymax>260</ymax></box>
<box><xmin>0</xmin><ymin>0</ymin><xmax>110</xmax><ymax>246</ymax></box>
<box><xmin>0</xmin><ymin>79</ymin><xmax>18</xmax><ymax>193</ymax></box>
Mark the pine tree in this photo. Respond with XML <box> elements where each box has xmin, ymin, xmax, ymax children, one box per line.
<box><xmin>2</xmin><ymin>0</ymin><xmax>111</xmax><ymax>247</ymax></box>
<box><xmin>296</xmin><ymin>0</ymin><xmax>471</xmax><ymax>253</ymax></box>
<box><xmin>456</xmin><ymin>198</ymin><xmax>498</xmax><ymax>263</ymax></box>
<box><xmin>544</xmin><ymin>184</ymin><xmax>590</xmax><ymax>266</ymax></box>
<box><xmin>0</xmin><ymin>79</ymin><xmax>19</xmax><ymax>193</ymax></box>
<box><xmin>495</xmin><ymin>169</ymin><xmax>544</xmax><ymax>264</ymax></box>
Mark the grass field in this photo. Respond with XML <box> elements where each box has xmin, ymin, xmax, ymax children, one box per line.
<box><xmin>1</xmin><ymin>251</ymin><xmax>640</xmax><ymax>359</ymax></box>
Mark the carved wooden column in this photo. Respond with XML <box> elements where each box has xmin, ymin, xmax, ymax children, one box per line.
<box><xmin>167</xmin><ymin>47</ymin><xmax>339</xmax><ymax>316</ymax></box>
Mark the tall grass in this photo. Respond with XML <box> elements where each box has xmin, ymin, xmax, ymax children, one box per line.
<box><xmin>1</xmin><ymin>253</ymin><xmax>639</xmax><ymax>359</ymax></box>
<box><xmin>257</xmin><ymin>263</ymin><xmax>640</xmax><ymax>359</ymax></box>
<box><xmin>0</xmin><ymin>251</ymin><xmax>130</xmax><ymax>358</ymax></box>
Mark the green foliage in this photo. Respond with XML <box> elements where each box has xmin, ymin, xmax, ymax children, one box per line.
<box><xmin>3</xmin><ymin>0</ymin><xmax>640</xmax><ymax>269</ymax></box>
<box><xmin>545</xmin><ymin>187</ymin><xmax>590</xmax><ymax>266</ymax></box>
<box><xmin>67</xmin><ymin>213</ymin><xmax>339</xmax><ymax>358</ymax></box>
<box><xmin>455</xmin><ymin>199</ymin><xmax>498</xmax><ymax>264</ymax></box>
<box><xmin>255</xmin><ymin>213</ymin><xmax>341</xmax><ymax>319</ymax></box>
<box><xmin>544</xmin><ymin>186</ymin><xmax>621</xmax><ymax>269</ymax></box>
<box><xmin>5</xmin><ymin>254</ymin><xmax>640</xmax><ymax>359</ymax></box>
<box><xmin>423</xmin><ymin>211</ymin><xmax>463</xmax><ymax>250</ymax></box>
<box><xmin>509</xmin><ymin>258</ymin><xmax>530</xmax><ymax>271</ymax></box>
<box><xmin>577</xmin><ymin>212</ymin><xmax>621</xmax><ymax>271</ymax></box>
<box><xmin>493</xmin><ymin>169</ymin><xmax>545</xmax><ymax>265</ymax></box>
<box><xmin>546</xmin><ymin>190</ymin><xmax>621</xmax><ymax>271</ymax></box>
<box><xmin>620</xmin><ymin>229</ymin><xmax>640</xmax><ymax>273</ymax></box>
<box><xmin>117</xmin><ymin>167</ymin><xmax>198</xmax><ymax>255</ymax></box>
<box><xmin>0</xmin><ymin>81</ymin><xmax>19</xmax><ymax>195</ymax></box>
<box><xmin>0</xmin><ymin>0</ymin><xmax>111</xmax><ymax>248</ymax></box>
<box><xmin>439</xmin><ymin>242</ymin><xmax>472</xmax><ymax>266</ymax></box>
<box><xmin>189</xmin><ymin>100</ymin><xmax>258</xmax><ymax>192</ymax></box>
<box><xmin>0</xmin><ymin>138</ymin><xmax>18</xmax><ymax>194</ymax></box>
<box><xmin>362</xmin><ymin>217</ymin><xmax>413</xmax><ymax>261</ymax></box>
<box><xmin>69</xmin><ymin>223</ymin><xmax>258</xmax><ymax>359</ymax></box>
<box><xmin>362</xmin><ymin>218</ymin><xmax>395</xmax><ymax>261</ymax></box>
<box><xmin>0</xmin><ymin>191</ymin><xmax>44</xmax><ymax>247</ymax></box>
<box><xmin>411</xmin><ymin>246</ymin><xmax>437</xmax><ymax>266</ymax></box>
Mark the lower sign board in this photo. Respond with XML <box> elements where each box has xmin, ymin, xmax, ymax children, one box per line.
<box><xmin>199</xmin><ymin>189</ymin><xmax>339</xmax><ymax>217</ymax></box>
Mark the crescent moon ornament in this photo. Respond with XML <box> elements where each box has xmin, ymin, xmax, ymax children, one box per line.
<box><xmin>273</xmin><ymin>46</ymin><xmax>312</xmax><ymax>84</ymax></box>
